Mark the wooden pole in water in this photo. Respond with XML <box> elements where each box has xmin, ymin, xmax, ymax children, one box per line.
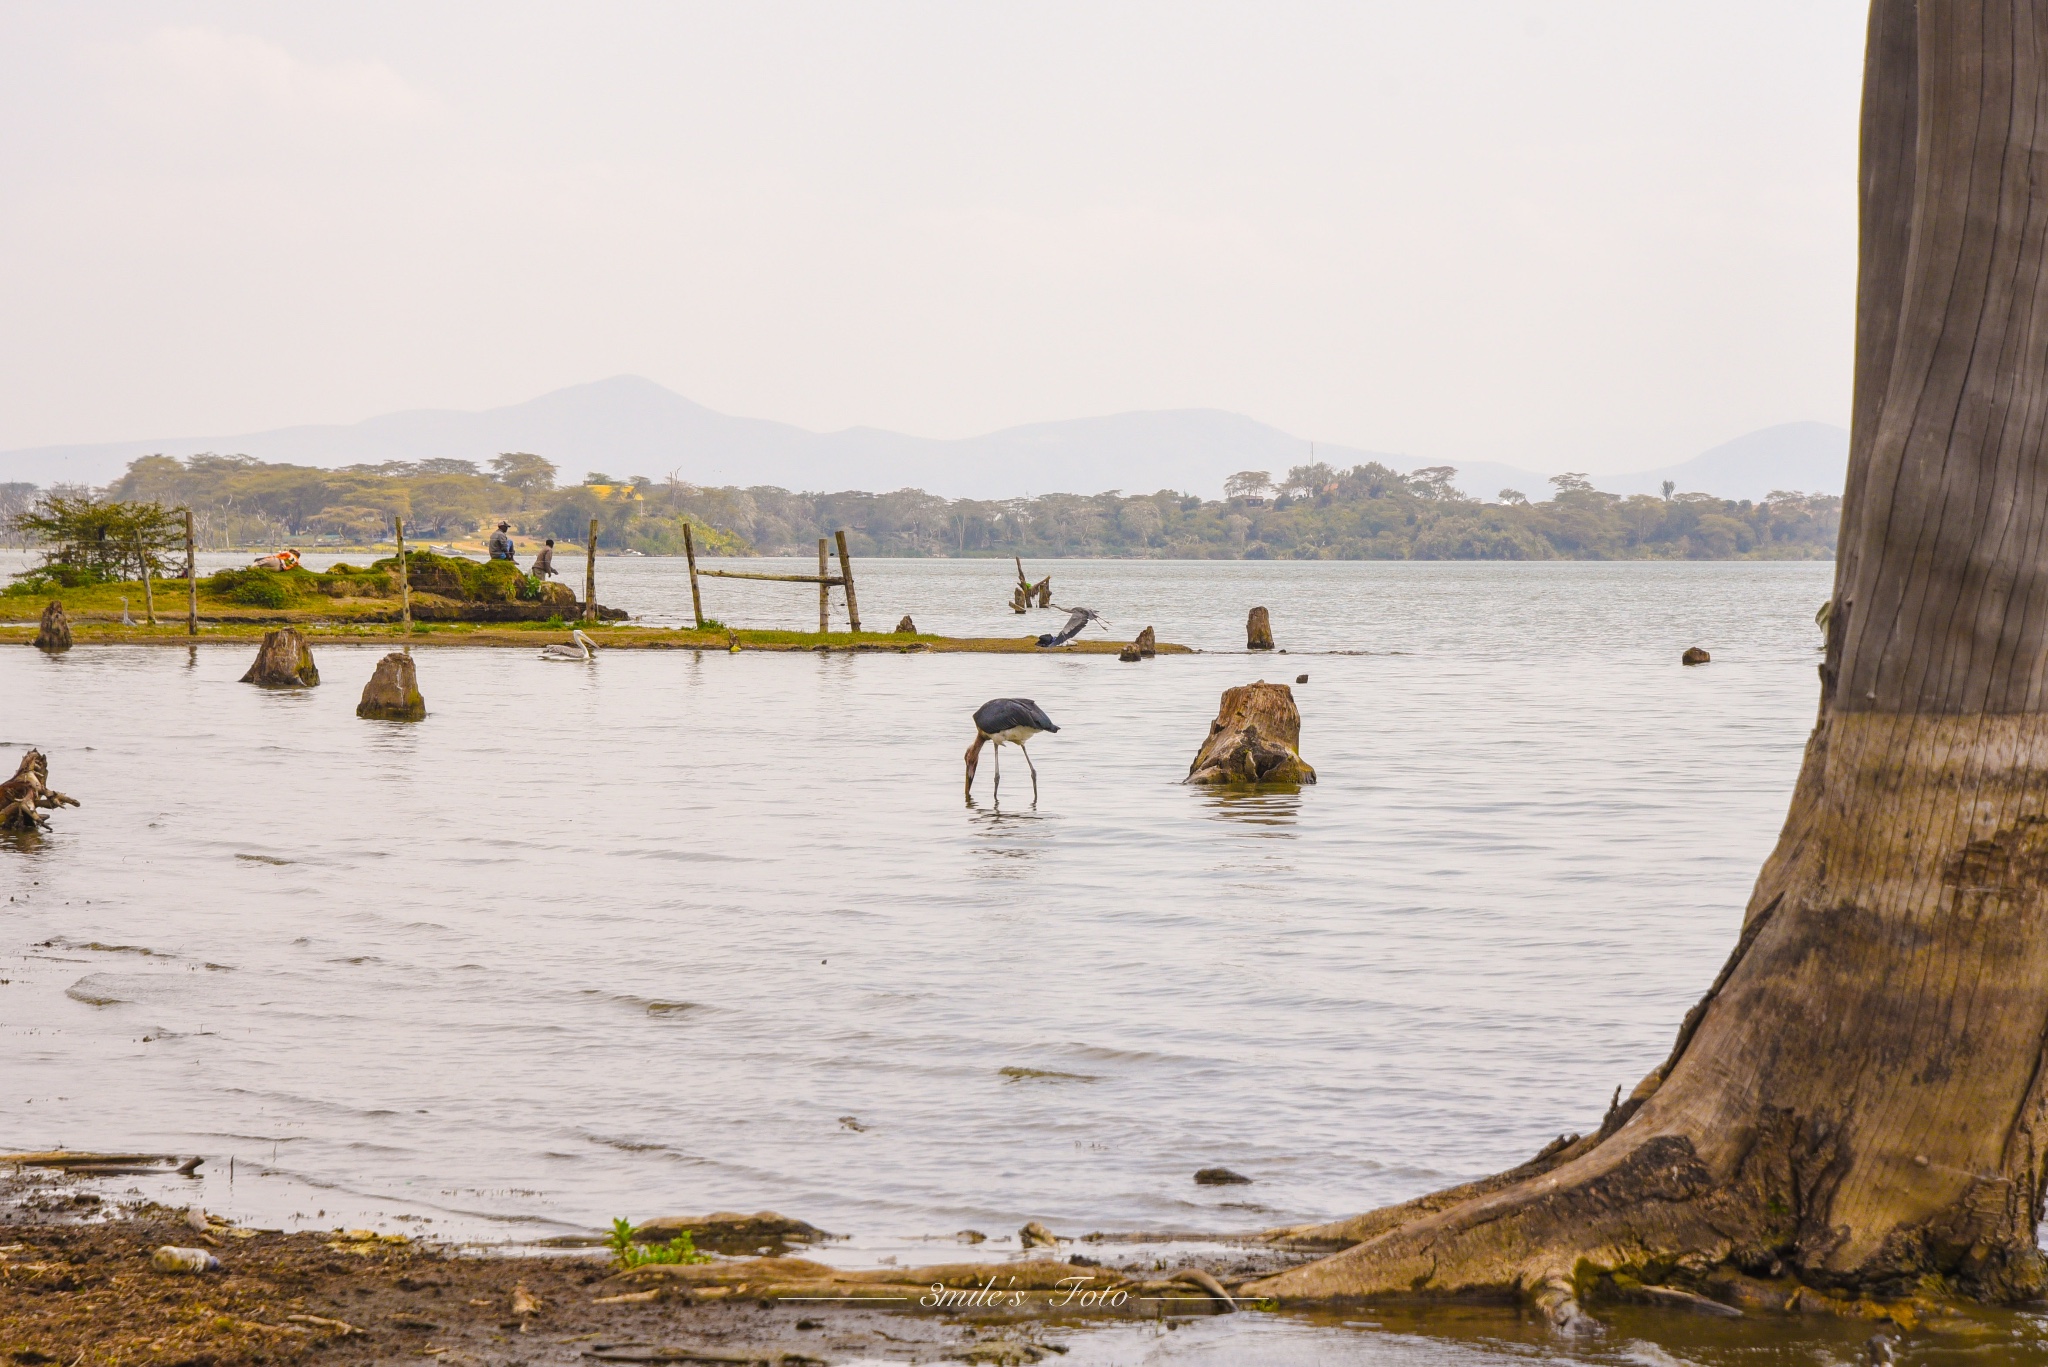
<box><xmin>136</xmin><ymin>535</ymin><xmax>156</xmax><ymax>625</ymax></box>
<box><xmin>817</xmin><ymin>538</ymin><xmax>830</xmax><ymax>634</ymax></box>
<box><xmin>835</xmin><ymin>529</ymin><xmax>861</xmax><ymax>633</ymax></box>
<box><xmin>682</xmin><ymin>522</ymin><xmax>706</xmax><ymax>629</ymax></box>
<box><xmin>183</xmin><ymin>510</ymin><xmax>197</xmax><ymax>636</ymax></box>
<box><xmin>395</xmin><ymin>516</ymin><xmax>411</xmax><ymax>634</ymax></box>
<box><xmin>583</xmin><ymin>517</ymin><xmax>598</xmax><ymax>623</ymax></box>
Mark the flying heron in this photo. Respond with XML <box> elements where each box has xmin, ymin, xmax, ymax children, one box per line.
<box><xmin>1036</xmin><ymin>605</ymin><xmax>1107</xmax><ymax>648</ymax></box>
<box><xmin>965</xmin><ymin>697</ymin><xmax>1060</xmax><ymax>800</ymax></box>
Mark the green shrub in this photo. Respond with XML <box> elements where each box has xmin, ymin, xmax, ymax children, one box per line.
<box><xmin>8</xmin><ymin>563</ymin><xmax>115</xmax><ymax>593</ymax></box>
<box><xmin>607</xmin><ymin>1218</ymin><xmax>710</xmax><ymax>1270</ymax></box>
<box><xmin>231</xmin><ymin>576</ymin><xmax>294</xmax><ymax>608</ymax></box>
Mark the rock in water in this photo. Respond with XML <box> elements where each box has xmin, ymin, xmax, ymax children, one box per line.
<box><xmin>1018</xmin><ymin>1221</ymin><xmax>1060</xmax><ymax>1249</ymax></box>
<box><xmin>356</xmin><ymin>652</ymin><xmax>426</xmax><ymax>721</ymax></box>
<box><xmin>1682</xmin><ymin>646</ymin><xmax>1712</xmax><ymax>666</ymax></box>
<box><xmin>1119</xmin><ymin>644</ymin><xmax>1142</xmax><ymax>661</ymax></box>
<box><xmin>1246</xmin><ymin>606</ymin><xmax>1274</xmax><ymax>650</ymax></box>
<box><xmin>895</xmin><ymin>615</ymin><xmax>917</xmax><ymax>634</ymax></box>
<box><xmin>1135</xmin><ymin>625</ymin><xmax>1156</xmax><ymax>658</ymax></box>
<box><xmin>1185</xmin><ymin>681</ymin><xmax>1316</xmax><ymax>785</ymax></box>
<box><xmin>1194</xmin><ymin>1167</ymin><xmax>1252</xmax><ymax>1185</ymax></box>
<box><xmin>34</xmin><ymin>601</ymin><xmax>71</xmax><ymax>652</ymax></box>
<box><xmin>240</xmin><ymin>627</ymin><xmax>319</xmax><ymax>687</ymax></box>
<box><xmin>1296</xmin><ymin>673</ymin><xmax>1308</xmax><ymax>684</ymax></box>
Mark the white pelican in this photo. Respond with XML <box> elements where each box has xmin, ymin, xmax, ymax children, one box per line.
<box><xmin>540</xmin><ymin>629</ymin><xmax>596</xmax><ymax>661</ymax></box>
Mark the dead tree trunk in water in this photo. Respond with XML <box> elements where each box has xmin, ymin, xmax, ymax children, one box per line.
<box><xmin>1250</xmin><ymin>0</ymin><xmax>2048</xmax><ymax>1311</ymax></box>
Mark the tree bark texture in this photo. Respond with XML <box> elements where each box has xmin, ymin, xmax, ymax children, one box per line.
<box><xmin>0</xmin><ymin>751</ymin><xmax>78</xmax><ymax>831</ymax></box>
<box><xmin>34</xmin><ymin>601</ymin><xmax>70</xmax><ymax>652</ymax></box>
<box><xmin>1185</xmin><ymin>682</ymin><xmax>1315</xmax><ymax>785</ymax></box>
<box><xmin>240</xmin><ymin>627</ymin><xmax>319</xmax><ymax>688</ymax></box>
<box><xmin>1248</xmin><ymin>0</ymin><xmax>2048</xmax><ymax>1313</ymax></box>
<box><xmin>356</xmin><ymin>652</ymin><xmax>425</xmax><ymax>721</ymax></box>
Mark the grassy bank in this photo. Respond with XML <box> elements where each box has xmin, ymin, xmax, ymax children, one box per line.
<box><xmin>0</xmin><ymin>616</ymin><xmax>1187</xmax><ymax>655</ymax></box>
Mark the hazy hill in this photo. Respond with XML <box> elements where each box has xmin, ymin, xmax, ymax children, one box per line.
<box><xmin>0</xmin><ymin>375</ymin><xmax>1847</xmax><ymax>503</ymax></box>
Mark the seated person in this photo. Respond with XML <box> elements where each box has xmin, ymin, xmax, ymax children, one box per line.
<box><xmin>488</xmin><ymin>522</ymin><xmax>516</xmax><ymax>560</ymax></box>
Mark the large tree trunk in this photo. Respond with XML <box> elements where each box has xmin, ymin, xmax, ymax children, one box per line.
<box><xmin>1248</xmin><ymin>0</ymin><xmax>2048</xmax><ymax>1314</ymax></box>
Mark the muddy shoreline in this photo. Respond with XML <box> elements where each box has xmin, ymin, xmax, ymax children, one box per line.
<box><xmin>0</xmin><ymin>1166</ymin><xmax>1301</xmax><ymax>1366</ymax></box>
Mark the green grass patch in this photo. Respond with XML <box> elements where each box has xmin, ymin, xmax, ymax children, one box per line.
<box><xmin>607</xmin><ymin>1218</ymin><xmax>711</xmax><ymax>1270</ymax></box>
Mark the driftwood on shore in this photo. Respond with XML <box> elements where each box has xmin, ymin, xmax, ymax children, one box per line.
<box><xmin>1185</xmin><ymin>682</ymin><xmax>1315</xmax><ymax>785</ymax></box>
<box><xmin>239</xmin><ymin>627</ymin><xmax>319</xmax><ymax>687</ymax></box>
<box><xmin>0</xmin><ymin>750</ymin><xmax>80</xmax><ymax>831</ymax></box>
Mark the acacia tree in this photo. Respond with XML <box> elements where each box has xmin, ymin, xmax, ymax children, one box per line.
<box><xmin>1248</xmin><ymin>0</ymin><xmax>2048</xmax><ymax>1314</ymax></box>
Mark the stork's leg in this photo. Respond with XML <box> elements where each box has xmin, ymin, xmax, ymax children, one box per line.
<box><xmin>992</xmin><ymin>742</ymin><xmax>1001</xmax><ymax>798</ymax></box>
<box><xmin>1023</xmin><ymin>744</ymin><xmax>1038</xmax><ymax>800</ymax></box>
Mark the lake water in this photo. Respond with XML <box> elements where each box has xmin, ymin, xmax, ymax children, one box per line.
<box><xmin>17</xmin><ymin>556</ymin><xmax>2029</xmax><ymax>1361</ymax></box>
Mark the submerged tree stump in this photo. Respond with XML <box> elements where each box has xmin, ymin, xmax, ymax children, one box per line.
<box><xmin>356</xmin><ymin>652</ymin><xmax>425</xmax><ymax>721</ymax></box>
<box><xmin>1135</xmin><ymin>625</ymin><xmax>1156</xmax><ymax>658</ymax></box>
<box><xmin>1246</xmin><ymin>606</ymin><xmax>1274</xmax><ymax>651</ymax></box>
<box><xmin>1185</xmin><ymin>682</ymin><xmax>1315</xmax><ymax>785</ymax></box>
<box><xmin>239</xmin><ymin>627</ymin><xmax>319</xmax><ymax>687</ymax></box>
<box><xmin>0</xmin><ymin>750</ymin><xmax>79</xmax><ymax>831</ymax></box>
<box><xmin>34</xmin><ymin>601</ymin><xmax>71</xmax><ymax>652</ymax></box>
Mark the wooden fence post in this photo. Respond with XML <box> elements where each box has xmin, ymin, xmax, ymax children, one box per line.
<box><xmin>682</xmin><ymin>522</ymin><xmax>706</xmax><ymax>629</ymax></box>
<box><xmin>136</xmin><ymin>535</ymin><xmax>156</xmax><ymax>625</ymax></box>
<box><xmin>835</xmin><ymin>529</ymin><xmax>861</xmax><ymax>633</ymax></box>
<box><xmin>395</xmin><ymin>517</ymin><xmax>411</xmax><ymax>634</ymax></box>
<box><xmin>817</xmin><ymin>538</ymin><xmax>830</xmax><ymax>634</ymax></box>
<box><xmin>583</xmin><ymin>517</ymin><xmax>598</xmax><ymax>623</ymax></box>
<box><xmin>183</xmin><ymin>510</ymin><xmax>197</xmax><ymax>636</ymax></box>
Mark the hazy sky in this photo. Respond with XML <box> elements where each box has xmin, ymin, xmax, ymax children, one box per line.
<box><xmin>0</xmin><ymin>2</ymin><xmax>1863</xmax><ymax>471</ymax></box>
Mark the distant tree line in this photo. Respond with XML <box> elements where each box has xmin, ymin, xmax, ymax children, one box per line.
<box><xmin>8</xmin><ymin>453</ymin><xmax>1841</xmax><ymax>563</ymax></box>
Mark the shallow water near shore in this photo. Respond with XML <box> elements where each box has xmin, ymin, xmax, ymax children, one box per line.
<box><xmin>11</xmin><ymin>556</ymin><xmax>2006</xmax><ymax>1362</ymax></box>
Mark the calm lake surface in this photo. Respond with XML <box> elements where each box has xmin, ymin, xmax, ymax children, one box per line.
<box><xmin>17</xmin><ymin>557</ymin><xmax>2038</xmax><ymax>1361</ymax></box>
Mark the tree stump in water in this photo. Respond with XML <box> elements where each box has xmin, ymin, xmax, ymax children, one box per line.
<box><xmin>1119</xmin><ymin>644</ymin><xmax>1142</xmax><ymax>661</ymax></box>
<box><xmin>34</xmin><ymin>601</ymin><xmax>71</xmax><ymax>652</ymax></box>
<box><xmin>1246</xmin><ymin>606</ymin><xmax>1274</xmax><ymax>651</ymax></box>
<box><xmin>1185</xmin><ymin>681</ymin><xmax>1315</xmax><ymax>784</ymax></box>
<box><xmin>1034</xmin><ymin>577</ymin><xmax>1052</xmax><ymax>607</ymax></box>
<box><xmin>1135</xmin><ymin>625</ymin><xmax>1156</xmax><ymax>658</ymax></box>
<box><xmin>240</xmin><ymin>627</ymin><xmax>319</xmax><ymax>687</ymax></box>
<box><xmin>356</xmin><ymin>652</ymin><xmax>425</xmax><ymax>721</ymax></box>
<box><xmin>0</xmin><ymin>750</ymin><xmax>79</xmax><ymax>831</ymax></box>
<box><xmin>895</xmin><ymin>615</ymin><xmax>917</xmax><ymax>634</ymax></box>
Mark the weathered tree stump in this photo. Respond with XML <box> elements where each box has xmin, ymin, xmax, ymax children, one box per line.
<box><xmin>1135</xmin><ymin>625</ymin><xmax>1156</xmax><ymax>658</ymax></box>
<box><xmin>239</xmin><ymin>627</ymin><xmax>319</xmax><ymax>687</ymax></box>
<box><xmin>34</xmin><ymin>601</ymin><xmax>71</xmax><ymax>652</ymax></box>
<box><xmin>1682</xmin><ymin>646</ymin><xmax>1711</xmax><ymax>666</ymax></box>
<box><xmin>1010</xmin><ymin>586</ymin><xmax>1029</xmax><ymax>614</ymax></box>
<box><xmin>1034</xmin><ymin>577</ymin><xmax>1052</xmax><ymax>608</ymax></box>
<box><xmin>1246</xmin><ymin>606</ymin><xmax>1274</xmax><ymax>650</ymax></box>
<box><xmin>356</xmin><ymin>652</ymin><xmax>425</xmax><ymax>721</ymax></box>
<box><xmin>895</xmin><ymin>615</ymin><xmax>917</xmax><ymax>634</ymax></box>
<box><xmin>0</xmin><ymin>750</ymin><xmax>79</xmax><ymax>831</ymax></box>
<box><xmin>1185</xmin><ymin>681</ymin><xmax>1315</xmax><ymax>785</ymax></box>
<box><xmin>1119</xmin><ymin>644</ymin><xmax>1142</xmax><ymax>661</ymax></box>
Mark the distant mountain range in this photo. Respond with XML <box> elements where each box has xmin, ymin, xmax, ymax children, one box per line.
<box><xmin>0</xmin><ymin>375</ymin><xmax>1847</xmax><ymax>504</ymax></box>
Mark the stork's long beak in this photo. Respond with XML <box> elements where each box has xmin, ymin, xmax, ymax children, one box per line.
<box><xmin>964</xmin><ymin>731</ymin><xmax>986</xmax><ymax>798</ymax></box>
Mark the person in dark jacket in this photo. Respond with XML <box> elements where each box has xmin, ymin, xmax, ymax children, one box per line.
<box><xmin>530</xmin><ymin>539</ymin><xmax>558</xmax><ymax>579</ymax></box>
<box><xmin>488</xmin><ymin>522</ymin><xmax>516</xmax><ymax>560</ymax></box>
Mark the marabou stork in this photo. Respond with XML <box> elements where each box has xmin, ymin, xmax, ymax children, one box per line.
<box><xmin>965</xmin><ymin>697</ymin><xmax>1060</xmax><ymax>800</ymax></box>
<box><xmin>1036</xmin><ymin>605</ymin><xmax>1107</xmax><ymax>648</ymax></box>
